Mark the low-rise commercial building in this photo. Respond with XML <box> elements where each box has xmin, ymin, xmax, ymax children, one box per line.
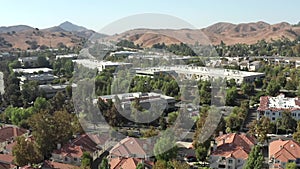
<box><xmin>99</xmin><ymin>92</ymin><xmax>176</xmax><ymax>111</ymax></box>
<box><xmin>39</xmin><ymin>84</ymin><xmax>76</xmax><ymax>98</ymax></box>
<box><xmin>135</xmin><ymin>65</ymin><xmax>265</xmax><ymax>85</ymax></box>
<box><xmin>73</xmin><ymin>59</ymin><xmax>132</xmax><ymax>72</ymax></box>
<box><xmin>13</xmin><ymin>68</ymin><xmax>53</xmax><ymax>74</ymax></box>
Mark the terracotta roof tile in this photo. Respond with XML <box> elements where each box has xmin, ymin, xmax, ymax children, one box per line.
<box><xmin>43</xmin><ymin>161</ymin><xmax>80</xmax><ymax>169</ymax></box>
<box><xmin>212</xmin><ymin>133</ymin><xmax>256</xmax><ymax>160</ymax></box>
<box><xmin>110</xmin><ymin>157</ymin><xmax>153</xmax><ymax>169</ymax></box>
<box><xmin>269</xmin><ymin>139</ymin><xmax>300</xmax><ymax>163</ymax></box>
<box><xmin>110</xmin><ymin>137</ymin><xmax>153</xmax><ymax>158</ymax></box>
<box><xmin>53</xmin><ymin>134</ymin><xmax>100</xmax><ymax>158</ymax></box>
<box><xmin>0</xmin><ymin>126</ymin><xmax>27</xmax><ymax>143</ymax></box>
<box><xmin>0</xmin><ymin>154</ymin><xmax>14</xmax><ymax>164</ymax></box>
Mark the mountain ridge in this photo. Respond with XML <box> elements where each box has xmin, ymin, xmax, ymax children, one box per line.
<box><xmin>0</xmin><ymin>21</ymin><xmax>300</xmax><ymax>51</ymax></box>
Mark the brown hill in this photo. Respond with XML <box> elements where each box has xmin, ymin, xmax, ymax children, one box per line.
<box><xmin>106</xmin><ymin>21</ymin><xmax>300</xmax><ymax>46</ymax></box>
<box><xmin>1</xmin><ymin>21</ymin><xmax>300</xmax><ymax>51</ymax></box>
<box><xmin>202</xmin><ymin>21</ymin><xmax>300</xmax><ymax>44</ymax></box>
<box><xmin>0</xmin><ymin>28</ymin><xmax>83</xmax><ymax>50</ymax></box>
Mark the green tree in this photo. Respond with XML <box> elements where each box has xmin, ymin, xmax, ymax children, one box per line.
<box><xmin>167</xmin><ymin>111</ymin><xmax>178</xmax><ymax>125</ymax></box>
<box><xmin>286</xmin><ymin>162</ymin><xmax>297</xmax><ymax>169</ymax></box>
<box><xmin>225</xmin><ymin>106</ymin><xmax>247</xmax><ymax>132</ymax></box>
<box><xmin>199</xmin><ymin>81</ymin><xmax>211</xmax><ymax>105</ymax></box>
<box><xmin>297</xmin><ymin>83</ymin><xmax>300</xmax><ymax>97</ymax></box>
<box><xmin>99</xmin><ymin>157</ymin><xmax>109</xmax><ymax>169</ymax></box>
<box><xmin>136</xmin><ymin>163</ymin><xmax>144</xmax><ymax>169</ymax></box>
<box><xmin>153</xmin><ymin>160</ymin><xmax>167</xmax><ymax>169</ymax></box>
<box><xmin>36</xmin><ymin>56</ymin><xmax>49</xmax><ymax>67</ymax></box>
<box><xmin>277</xmin><ymin>110</ymin><xmax>297</xmax><ymax>133</ymax></box>
<box><xmin>248</xmin><ymin>116</ymin><xmax>272</xmax><ymax>143</ymax></box>
<box><xmin>226</xmin><ymin>87</ymin><xmax>238</xmax><ymax>106</ymax></box>
<box><xmin>266</xmin><ymin>80</ymin><xmax>281</xmax><ymax>96</ymax></box>
<box><xmin>29</xmin><ymin>110</ymin><xmax>78</xmax><ymax>156</ymax></box>
<box><xmin>13</xmin><ymin>136</ymin><xmax>43</xmax><ymax>166</ymax></box>
<box><xmin>241</xmin><ymin>82</ymin><xmax>255</xmax><ymax>96</ymax></box>
<box><xmin>195</xmin><ymin>143</ymin><xmax>208</xmax><ymax>161</ymax></box>
<box><xmin>81</xmin><ymin>152</ymin><xmax>92</xmax><ymax>169</ymax></box>
<box><xmin>293</xmin><ymin>121</ymin><xmax>300</xmax><ymax>143</ymax></box>
<box><xmin>244</xmin><ymin>145</ymin><xmax>263</xmax><ymax>169</ymax></box>
<box><xmin>4</xmin><ymin>106</ymin><xmax>34</xmax><ymax>126</ymax></box>
<box><xmin>21</xmin><ymin>80</ymin><xmax>39</xmax><ymax>107</ymax></box>
<box><xmin>32</xmin><ymin>97</ymin><xmax>49</xmax><ymax>112</ymax></box>
<box><xmin>170</xmin><ymin>160</ymin><xmax>190</xmax><ymax>169</ymax></box>
<box><xmin>154</xmin><ymin>129</ymin><xmax>178</xmax><ymax>161</ymax></box>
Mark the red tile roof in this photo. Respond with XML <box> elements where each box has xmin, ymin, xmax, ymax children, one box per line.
<box><xmin>110</xmin><ymin>157</ymin><xmax>153</xmax><ymax>169</ymax></box>
<box><xmin>258</xmin><ymin>94</ymin><xmax>300</xmax><ymax>111</ymax></box>
<box><xmin>4</xmin><ymin>141</ymin><xmax>16</xmax><ymax>155</ymax></box>
<box><xmin>0</xmin><ymin>154</ymin><xmax>14</xmax><ymax>164</ymax></box>
<box><xmin>110</xmin><ymin>137</ymin><xmax>153</xmax><ymax>158</ymax></box>
<box><xmin>269</xmin><ymin>139</ymin><xmax>300</xmax><ymax>163</ymax></box>
<box><xmin>87</xmin><ymin>133</ymin><xmax>110</xmax><ymax>145</ymax></box>
<box><xmin>212</xmin><ymin>133</ymin><xmax>256</xmax><ymax>160</ymax></box>
<box><xmin>0</xmin><ymin>126</ymin><xmax>27</xmax><ymax>143</ymax></box>
<box><xmin>43</xmin><ymin>161</ymin><xmax>80</xmax><ymax>169</ymax></box>
<box><xmin>52</xmin><ymin>134</ymin><xmax>100</xmax><ymax>158</ymax></box>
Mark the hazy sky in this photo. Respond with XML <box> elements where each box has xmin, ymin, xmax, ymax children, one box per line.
<box><xmin>1</xmin><ymin>0</ymin><xmax>299</xmax><ymax>32</ymax></box>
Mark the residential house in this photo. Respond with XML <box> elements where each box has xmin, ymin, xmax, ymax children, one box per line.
<box><xmin>109</xmin><ymin>137</ymin><xmax>154</xmax><ymax>160</ymax></box>
<box><xmin>51</xmin><ymin>134</ymin><xmax>101</xmax><ymax>166</ymax></box>
<box><xmin>257</xmin><ymin>94</ymin><xmax>300</xmax><ymax>122</ymax></box>
<box><xmin>0</xmin><ymin>126</ymin><xmax>28</xmax><ymax>153</ymax></box>
<box><xmin>110</xmin><ymin>157</ymin><xmax>153</xmax><ymax>169</ymax></box>
<box><xmin>209</xmin><ymin>133</ymin><xmax>256</xmax><ymax>169</ymax></box>
<box><xmin>269</xmin><ymin>139</ymin><xmax>300</xmax><ymax>169</ymax></box>
<box><xmin>0</xmin><ymin>154</ymin><xmax>15</xmax><ymax>169</ymax></box>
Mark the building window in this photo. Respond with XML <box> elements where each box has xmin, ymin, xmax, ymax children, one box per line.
<box><xmin>272</xmin><ymin>117</ymin><xmax>276</xmax><ymax>121</ymax></box>
<box><xmin>218</xmin><ymin>164</ymin><xmax>226</xmax><ymax>168</ymax></box>
<box><xmin>272</xmin><ymin>112</ymin><xmax>276</xmax><ymax>116</ymax></box>
<box><xmin>228</xmin><ymin>159</ymin><xmax>233</xmax><ymax>164</ymax></box>
<box><xmin>64</xmin><ymin>157</ymin><xmax>68</xmax><ymax>161</ymax></box>
<box><xmin>74</xmin><ymin>158</ymin><xmax>77</xmax><ymax>161</ymax></box>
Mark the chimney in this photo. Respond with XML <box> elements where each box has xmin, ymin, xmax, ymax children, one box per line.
<box><xmin>13</xmin><ymin>127</ymin><xmax>18</xmax><ymax>137</ymax></box>
<box><xmin>219</xmin><ymin>131</ymin><xmax>223</xmax><ymax>136</ymax></box>
<box><xmin>211</xmin><ymin>140</ymin><xmax>217</xmax><ymax>151</ymax></box>
<box><xmin>143</xmin><ymin>144</ymin><xmax>148</xmax><ymax>151</ymax></box>
<box><xmin>57</xmin><ymin>143</ymin><xmax>61</xmax><ymax>150</ymax></box>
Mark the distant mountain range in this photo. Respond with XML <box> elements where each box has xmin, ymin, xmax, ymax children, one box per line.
<box><xmin>107</xmin><ymin>21</ymin><xmax>300</xmax><ymax>47</ymax></box>
<box><xmin>0</xmin><ymin>21</ymin><xmax>299</xmax><ymax>51</ymax></box>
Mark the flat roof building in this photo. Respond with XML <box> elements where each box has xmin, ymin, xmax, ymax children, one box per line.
<box><xmin>13</xmin><ymin>68</ymin><xmax>53</xmax><ymax>74</ymax></box>
<box><xmin>73</xmin><ymin>59</ymin><xmax>132</xmax><ymax>72</ymax></box>
<box><xmin>56</xmin><ymin>54</ymin><xmax>78</xmax><ymax>60</ymax></box>
<box><xmin>135</xmin><ymin>65</ymin><xmax>265</xmax><ymax>85</ymax></box>
<box><xmin>39</xmin><ymin>84</ymin><xmax>76</xmax><ymax>98</ymax></box>
<box><xmin>98</xmin><ymin>92</ymin><xmax>176</xmax><ymax>112</ymax></box>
